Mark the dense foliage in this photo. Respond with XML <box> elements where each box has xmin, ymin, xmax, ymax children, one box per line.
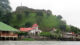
<box><xmin>40</xmin><ymin>32</ymin><xmax>52</xmax><ymax>37</ymax></box>
<box><xmin>70</xmin><ymin>25</ymin><xmax>80</xmax><ymax>34</ymax></box>
<box><xmin>0</xmin><ymin>0</ymin><xmax>11</xmax><ymax>18</ymax></box>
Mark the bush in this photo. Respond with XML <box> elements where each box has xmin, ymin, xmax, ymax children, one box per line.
<box><xmin>23</xmin><ymin>38</ymin><xmax>35</xmax><ymax>41</ymax></box>
<box><xmin>40</xmin><ymin>32</ymin><xmax>51</xmax><ymax>37</ymax></box>
<box><xmin>17</xmin><ymin>32</ymin><xmax>28</xmax><ymax>35</ymax></box>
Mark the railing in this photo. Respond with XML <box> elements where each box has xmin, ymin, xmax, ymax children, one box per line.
<box><xmin>0</xmin><ymin>34</ymin><xmax>18</xmax><ymax>38</ymax></box>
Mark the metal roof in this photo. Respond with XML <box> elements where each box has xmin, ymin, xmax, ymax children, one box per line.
<box><xmin>0</xmin><ymin>22</ymin><xmax>19</xmax><ymax>32</ymax></box>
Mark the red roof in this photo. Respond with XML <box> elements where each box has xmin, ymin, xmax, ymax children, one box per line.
<box><xmin>72</xmin><ymin>32</ymin><xmax>75</xmax><ymax>35</ymax></box>
<box><xmin>20</xmin><ymin>28</ymin><xmax>33</xmax><ymax>32</ymax></box>
<box><xmin>32</xmin><ymin>24</ymin><xmax>38</xmax><ymax>27</ymax></box>
<box><xmin>20</xmin><ymin>24</ymin><xmax>38</xmax><ymax>32</ymax></box>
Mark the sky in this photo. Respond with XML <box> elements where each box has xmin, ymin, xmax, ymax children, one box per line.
<box><xmin>9</xmin><ymin>0</ymin><xmax>80</xmax><ymax>28</ymax></box>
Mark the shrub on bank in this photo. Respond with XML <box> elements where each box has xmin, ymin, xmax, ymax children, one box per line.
<box><xmin>22</xmin><ymin>38</ymin><xmax>35</xmax><ymax>41</ymax></box>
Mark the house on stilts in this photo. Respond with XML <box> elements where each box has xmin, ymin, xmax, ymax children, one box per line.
<box><xmin>0</xmin><ymin>22</ymin><xmax>19</xmax><ymax>40</ymax></box>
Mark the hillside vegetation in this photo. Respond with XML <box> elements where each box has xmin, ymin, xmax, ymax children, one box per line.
<box><xmin>1</xmin><ymin>6</ymin><xmax>66</xmax><ymax>31</ymax></box>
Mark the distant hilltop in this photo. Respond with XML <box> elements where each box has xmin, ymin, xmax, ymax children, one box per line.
<box><xmin>16</xmin><ymin>6</ymin><xmax>52</xmax><ymax>15</ymax></box>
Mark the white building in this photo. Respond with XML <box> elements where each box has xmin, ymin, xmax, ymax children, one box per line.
<box><xmin>20</xmin><ymin>24</ymin><xmax>42</xmax><ymax>36</ymax></box>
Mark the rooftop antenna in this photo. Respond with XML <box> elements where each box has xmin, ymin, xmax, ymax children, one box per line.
<box><xmin>20</xmin><ymin>0</ymin><xmax>22</xmax><ymax>6</ymax></box>
<box><xmin>20</xmin><ymin>0</ymin><xmax>23</xmax><ymax>13</ymax></box>
<box><xmin>21</xmin><ymin>2</ymin><xmax>22</xmax><ymax>6</ymax></box>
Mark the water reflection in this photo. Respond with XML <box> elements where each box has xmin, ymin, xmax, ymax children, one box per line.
<box><xmin>0</xmin><ymin>41</ymin><xmax>80</xmax><ymax>45</ymax></box>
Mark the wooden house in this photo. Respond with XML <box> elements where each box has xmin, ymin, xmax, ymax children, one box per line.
<box><xmin>0</xmin><ymin>22</ymin><xmax>19</xmax><ymax>40</ymax></box>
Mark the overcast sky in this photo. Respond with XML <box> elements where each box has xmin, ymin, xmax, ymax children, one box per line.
<box><xmin>9</xmin><ymin>0</ymin><xmax>80</xmax><ymax>28</ymax></box>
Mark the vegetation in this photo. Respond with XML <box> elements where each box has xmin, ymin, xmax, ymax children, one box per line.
<box><xmin>0</xmin><ymin>0</ymin><xmax>11</xmax><ymax>19</ymax></box>
<box><xmin>70</xmin><ymin>25</ymin><xmax>80</xmax><ymax>34</ymax></box>
<box><xmin>40</xmin><ymin>29</ymin><xmax>62</xmax><ymax>39</ymax></box>
<box><xmin>22</xmin><ymin>38</ymin><xmax>35</xmax><ymax>41</ymax></box>
<box><xmin>17</xmin><ymin>32</ymin><xmax>28</xmax><ymax>36</ymax></box>
<box><xmin>2</xmin><ymin>6</ymin><xmax>67</xmax><ymax>32</ymax></box>
<box><xmin>40</xmin><ymin>32</ymin><xmax>52</xmax><ymax>37</ymax></box>
<box><xmin>51</xmin><ymin>29</ymin><xmax>62</xmax><ymax>38</ymax></box>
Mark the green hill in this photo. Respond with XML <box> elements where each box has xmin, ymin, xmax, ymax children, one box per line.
<box><xmin>3</xmin><ymin>6</ymin><xmax>65</xmax><ymax>31</ymax></box>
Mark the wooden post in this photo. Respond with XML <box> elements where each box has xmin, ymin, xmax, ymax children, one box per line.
<box><xmin>1</xmin><ymin>32</ymin><xmax>2</xmax><ymax>40</ymax></box>
<box><xmin>12</xmin><ymin>37</ymin><xmax>14</xmax><ymax>40</ymax></box>
<box><xmin>4</xmin><ymin>37</ymin><xmax>6</xmax><ymax>41</ymax></box>
<box><xmin>8</xmin><ymin>37</ymin><xmax>10</xmax><ymax>40</ymax></box>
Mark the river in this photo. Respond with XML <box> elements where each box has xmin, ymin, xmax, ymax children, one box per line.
<box><xmin>0</xmin><ymin>41</ymin><xmax>80</xmax><ymax>45</ymax></box>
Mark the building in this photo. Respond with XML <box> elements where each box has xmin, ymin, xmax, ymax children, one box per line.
<box><xmin>50</xmin><ymin>28</ymin><xmax>57</xmax><ymax>34</ymax></box>
<box><xmin>0</xmin><ymin>22</ymin><xmax>19</xmax><ymax>40</ymax></box>
<box><xmin>62</xmin><ymin>32</ymin><xmax>76</xmax><ymax>38</ymax></box>
<box><xmin>20</xmin><ymin>24</ymin><xmax>42</xmax><ymax>36</ymax></box>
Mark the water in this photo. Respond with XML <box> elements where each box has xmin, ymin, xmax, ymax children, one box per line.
<box><xmin>0</xmin><ymin>41</ymin><xmax>80</xmax><ymax>45</ymax></box>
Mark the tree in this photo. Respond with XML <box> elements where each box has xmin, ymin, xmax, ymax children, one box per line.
<box><xmin>46</xmin><ymin>10</ymin><xmax>52</xmax><ymax>16</ymax></box>
<box><xmin>36</xmin><ymin>11</ymin><xmax>43</xmax><ymax>24</ymax></box>
<box><xmin>50</xmin><ymin>29</ymin><xmax>62</xmax><ymax>38</ymax></box>
<box><xmin>0</xmin><ymin>0</ymin><xmax>11</xmax><ymax>22</ymax></box>
<box><xmin>59</xmin><ymin>20</ymin><xmax>66</xmax><ymax>31</ymax></box>
<box><xmin>0</xmin><ymin>0</ymin><xmax>11</xmax><ymax>15</ymax></box>
<box><xmin>1</xmin><ymin>12</ymin><xmax>12</xmax><ymax>24</ymax></box>
<box><xmin>57</xmin><ymin>15</ymin><xmax>62</xmax><ymax>20</ymax></box>
<box><xmin>70</xmin><ymin>25</ymin><xmax>80</xmax><ymax>33</ymax></box>
<box><xmin>66</xmin><ymin>25</ymin><xmax>71</xmax><ymax>32</ymax></box>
